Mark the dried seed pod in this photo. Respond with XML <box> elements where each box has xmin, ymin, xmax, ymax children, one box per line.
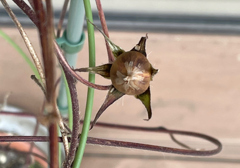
<box><xmin>75</xmin><ymin>31</ymin><xmax>158</xmax><ymax>128</ymax></box>
<box><xmin>110</xmin><ymin>51</ymin><xmax>151</xmax><ymax>95</ymax></box>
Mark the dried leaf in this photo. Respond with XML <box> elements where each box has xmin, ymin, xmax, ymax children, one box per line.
<box><xmin>135</xmin><ymin>87</ymin><xmax>152</xmax><ymax>120</ymax></box>
<box><xmin>91</xmin><ymin>86</ymin><xmax>124</xmax><ymax>129</ymax></box>
<box><xmin>87</xmin><ymin>19</ymin><xmax>125</xmax><ymax>58</ymax></box>
<box><xmin>75</xmin><ymin>63</ymin><xmax>112</xmax><ymax>79</ymax></box>
<box><xmin>150</xmin><ymin>65</ymin><xmax>158</xmax><ymax>80</ymax></box>
<box><xmin>131</xmin><ymin>35</ymin><xmax>148</xmax><ymax>57</ymax></box>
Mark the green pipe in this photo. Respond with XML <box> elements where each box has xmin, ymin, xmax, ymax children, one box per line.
<box><xmin>57</xmin><ymin>0</ymin><xmax>85</xmax><ymax>115</ymax></box>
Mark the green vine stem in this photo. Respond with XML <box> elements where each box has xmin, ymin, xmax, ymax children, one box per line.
<box><xmin>72</xmin><ymin>0</ymin><xmax>95</xmax><ymax>167</ymax></box>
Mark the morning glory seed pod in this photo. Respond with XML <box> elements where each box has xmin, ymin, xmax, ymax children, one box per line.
<box><xmin>75</xmin><ymin>32</ymin><xmax>158</xmax><ymax>128</ymax></box>
<box><xmin>110</xmin><ymin>51</ymin><xmax>151</xmax><ymax>95</ymax></box>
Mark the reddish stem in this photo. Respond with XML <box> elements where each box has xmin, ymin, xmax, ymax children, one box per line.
<box><xmin>13</xmin><ymin>0</ymin><xmax>39</xmax><ymax>25</ymax></box>
<box><xmin>32</xmin><ymin>0</ymin><xmax>55</xmax><ymax>102</ymax></box>
<box><xmin>32</xmin><ymin>1</ymin><xmax>58</xmax><ymax>167</ymax></box>
<box><xmin>57</xmin><ymin>0</ymin><xmax>70</xmax><ymax>38</ymax></box>
<box><xmin>0</xmin><ymin>111</ymin><xmax>222</xmax><ymax>157</ymax></box>
<box><xmin>62</xmin><ymin>67</ymin><xmax>80</xmax><ymax>167</ymax></box>
<box><xmin>49</xmin><ymin>123</ymin><xmax>59</xmax><ymax>168</ymax></box>
<box><xmin>0</xmin><ymin>123</ymin><xmax>222</xmax><ymax>157</ymax></box>
<box><xmin>95</xmin><ymin>0</ymin><xmax>115</xmax><ymax>62</ymax></box>
<box><xmin>54</xmin><ymin>41</ymin><xmax>111</xmax><ymax>90</ymax></box>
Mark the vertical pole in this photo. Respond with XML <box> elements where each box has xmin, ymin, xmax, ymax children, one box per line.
<box><xmin>57</xmin><ymin>0</ymin><xmax>85</xmax><ymax>115</ymax></box>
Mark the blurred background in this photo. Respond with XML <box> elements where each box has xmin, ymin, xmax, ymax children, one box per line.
<box><xmin>0</xmin><ymin>0</ymin><xmax>240</xmax><ymax>168</ymax></box>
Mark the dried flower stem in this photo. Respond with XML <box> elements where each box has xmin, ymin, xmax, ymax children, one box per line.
<box><xmin>1</xmin><ymin>0</ymin><xmax>46</xmax><ymax>87</ymax></box>
<box><xmin>53</xmin><ymin>78</ymin><xmax>70</xmax><ymax>156</ymax></box>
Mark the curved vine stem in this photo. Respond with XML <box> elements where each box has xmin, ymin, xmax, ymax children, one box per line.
<box><xmin>61</xmin><ymin>65</ymin><xmax>80</xmax><ymax>167</ymax></box>
<box><xmin>0</xmin><ymin>110</ymin><xmax>222</xmax><ymax>156</ymax></box>
<box><xmin>91</xmin><ymin>122</ymin><xmax>222</xmax><ymax>156</ymax></box>
<box><xmin>0</xmin><ymin>124</ymin><xmax>222</xmax><ymax>157</ymax></box>
<box><xmin>54</xmin><ymin>41</ymin><xmax>111</xmax><ymax>90</ymax></box>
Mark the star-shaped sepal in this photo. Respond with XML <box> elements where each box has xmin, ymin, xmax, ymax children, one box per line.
<box><xmin>135</xmin><ymin>87</ymin><xmax>152</xmax><ymax>120</ymax></box>
<box><xmin>90</xmin><ymin>86</ymin><xmax>124</xmax><ymax>129</ymax></box>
